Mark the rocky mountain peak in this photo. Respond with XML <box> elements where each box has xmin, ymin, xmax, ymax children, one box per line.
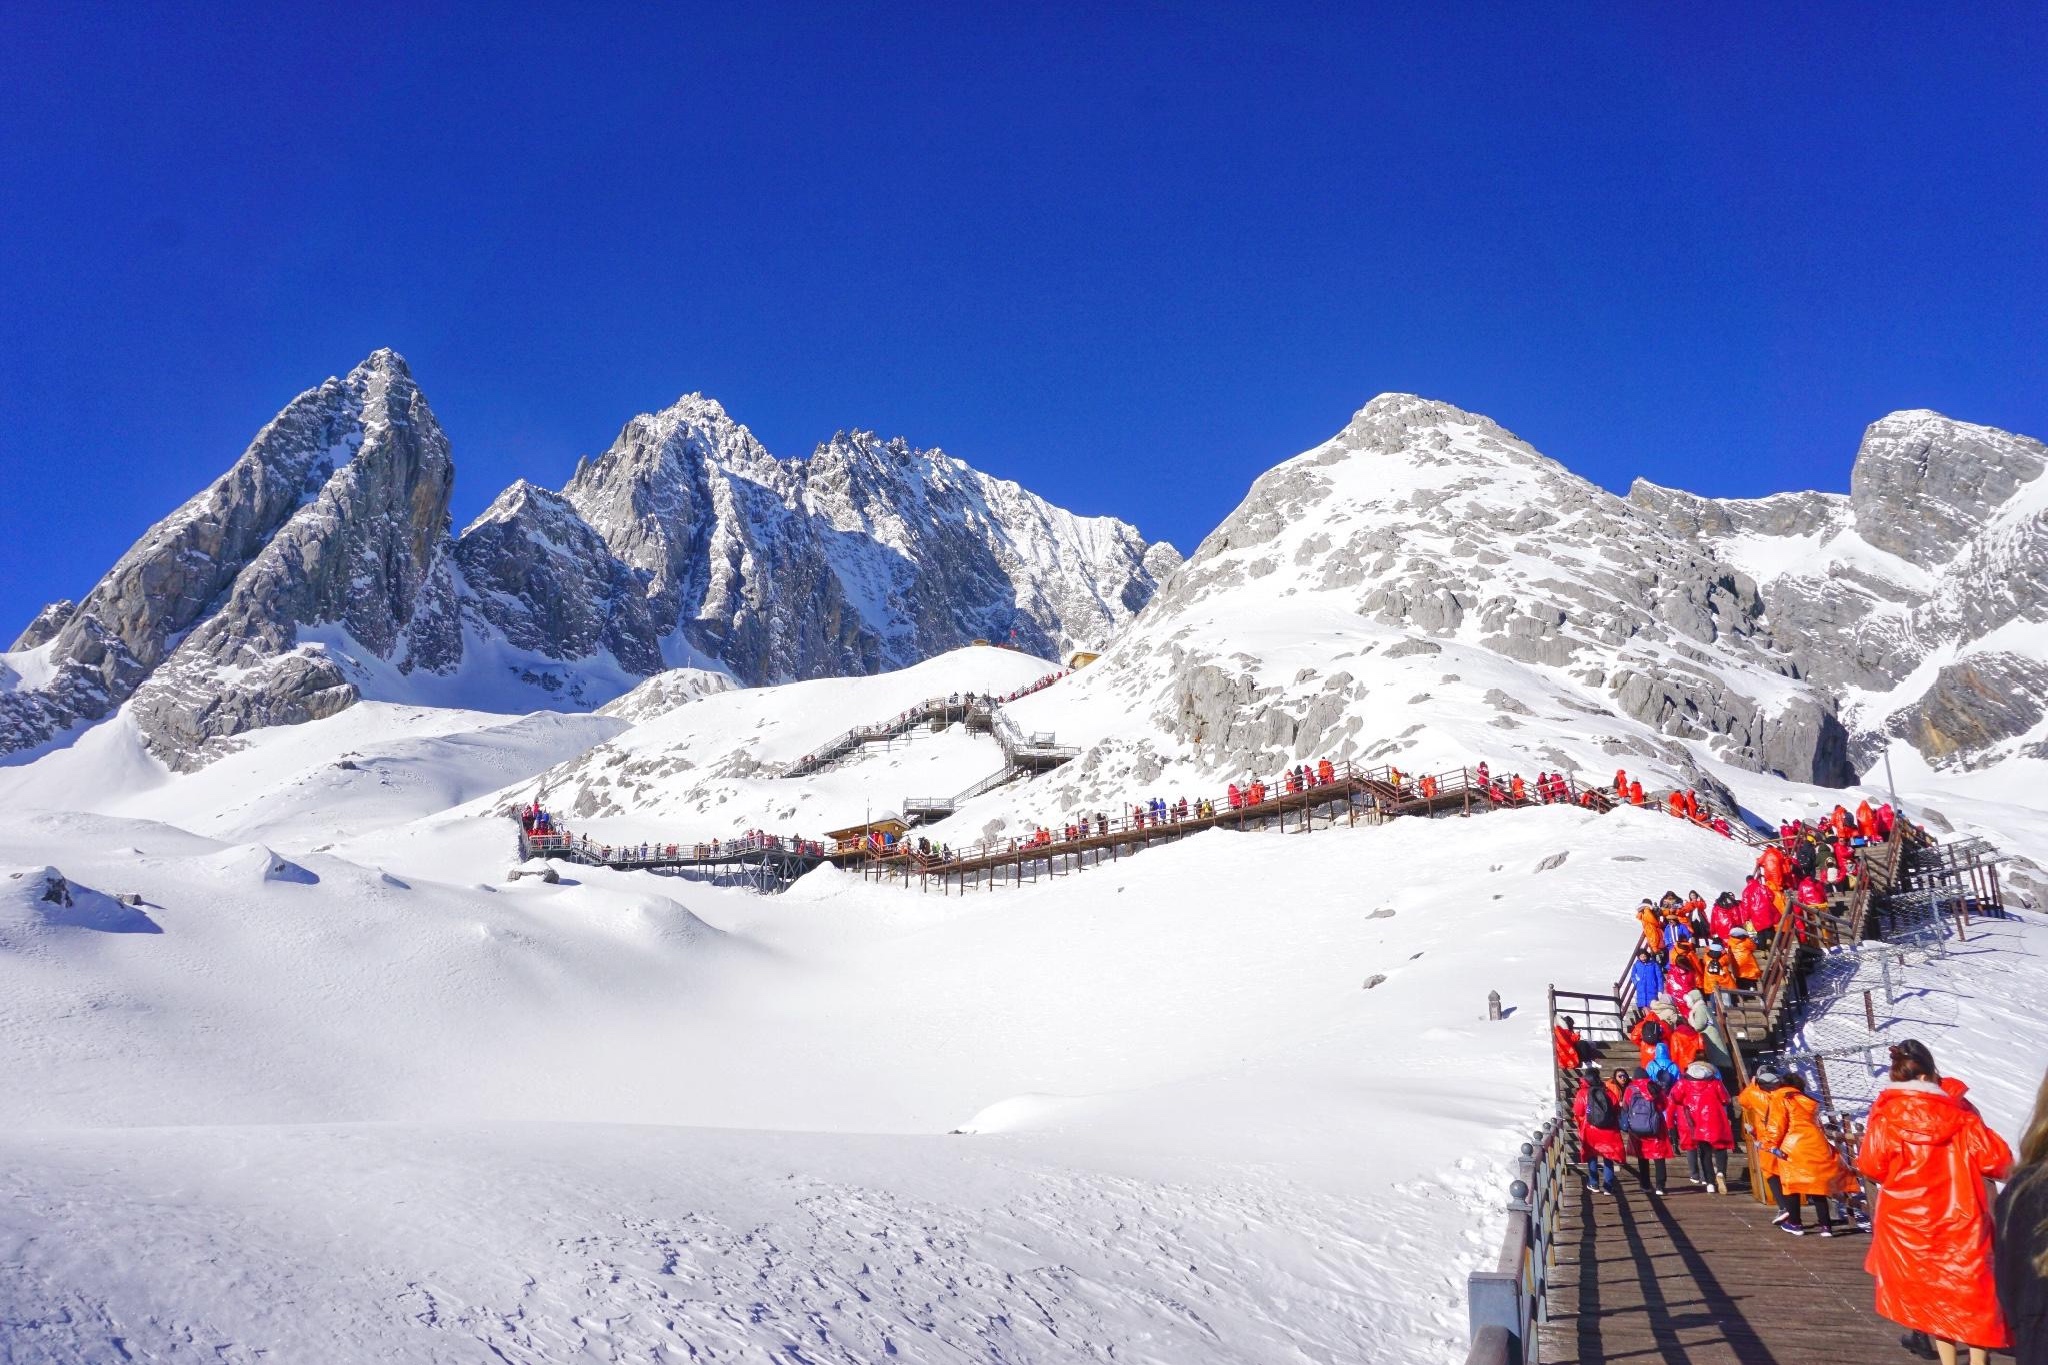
<box><xmin>1850</xmin><ymin>409</ymin><xmax>2048</xmax><ymax>567</ymax></box>
<box><xmin>1137</xmin><ymin>395</ymin><xmax>1849</xmax><ymax>787</ymax></box>
<box><xmin>120</xmin><ymin>350</ymin><xmax>463</xmax><ymax>766</ymax></box>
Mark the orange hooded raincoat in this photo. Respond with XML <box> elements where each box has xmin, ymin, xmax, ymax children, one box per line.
<box><xmin>1857</xmin><ymin>1077</ymin><xmax>2015</xmax><ymax>1348</ymax></box>
<box><xmin>1764</xmin><ymin>1088</ymin><xmax>1850</xmax><ymax>1196</ymax></box>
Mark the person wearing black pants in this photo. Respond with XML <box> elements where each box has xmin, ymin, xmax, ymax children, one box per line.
<box><xmin>1769</xmin><ymin>1175</ymin><xmax>1838</xmax><ymax>1234</ymax></box>
<box><xmin>1689</xmin><ymin>1142</ymin><xmax>1728</xmax><ymax>1187</ymax></box>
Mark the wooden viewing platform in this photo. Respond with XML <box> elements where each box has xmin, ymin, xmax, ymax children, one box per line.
<box><xmin>1478</xmin><ymin>823</ymin><xmax>2015</xmax><ymax>1365</ymax></box>
<box><xmin>1536</xmin><ymin>1158</ymin><xmax>1907</xmax><ymax>1365</ymax></box>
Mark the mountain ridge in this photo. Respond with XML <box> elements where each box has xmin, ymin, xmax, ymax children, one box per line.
<box><xmin>0</xmin><ymin>351</ymin><xmax>1179</xmax><ymax>768</ymax></box>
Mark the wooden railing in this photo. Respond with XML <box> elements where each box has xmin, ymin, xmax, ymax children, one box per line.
<box><xmin>1466</xmin><ymin>1116</ymin><xmax>1575</xmax><ymax>1365</ymax></box>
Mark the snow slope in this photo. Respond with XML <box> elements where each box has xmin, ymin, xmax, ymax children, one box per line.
<box><xmin>0</xmin><ymin>787</ymin><xmax>1771</xmax><ymax>1363</ymax></box>
<box><xmin>3</xmin><ymin>393</ymin><xmax>2047</xmax><ymax>1364</ymax></box>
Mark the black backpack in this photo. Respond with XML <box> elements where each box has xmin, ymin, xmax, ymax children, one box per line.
<box><xmin>1584</xmin><ymin>1084</ymin><xmax>1619</xmax><ymax>1130</ymax></box>
<box><xmin>1639</xmin><ymin>1017</ymin><xmax>1664</xmax><ymax>1045</ymax></box>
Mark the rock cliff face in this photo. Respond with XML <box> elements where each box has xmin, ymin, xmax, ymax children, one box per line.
<box><xmin>1632</xmin><ymin>410</ymin><xmax>2048</xmax><ymax>771</ymax></box>
<box><xmin>9</xmin><ymin>601</ymin><xmax>77</xmax><ymax>652</ymax></box>
<box><xmin>1</xmin><ymin>353</ymin><xmax>1177</xmax><ymax>767</ymax></box>
<box><xmin>124</xmin><ymin>352</ymin><xmax>462</xmax><ymax>766</ymax></box>
<box><xmin>946</xmin><ymin>394</ymin><xmax>1860</xmax><ymax>847</ymax></box>
<box><xmin>533</xmin><ymin>397</ymin><xmax>1179</xmax><ymax>684</ymax></box>
<box><xmin>1</xmin><ymin>350</ymin><xmax>443</xmax><ymax>762</ymax></box>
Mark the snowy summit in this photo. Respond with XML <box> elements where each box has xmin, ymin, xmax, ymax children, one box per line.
<box><xmin>3</xmin><ymin>358</ymin><xmax>2046</xmax><ymax>1364</ymax></box>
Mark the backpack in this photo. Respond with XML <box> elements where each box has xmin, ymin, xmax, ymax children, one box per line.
<box><xmin>1638</xmin><ymin>1016</ymin><xmax>1664</xmax><ymax>1045</ymax></box>
<box><xmin>1622</xmin><ymin>1087</ymin><xmax>1661</xmax><ymax>1136</ymax></box>
<box><xmin>1584</xmin><ymin>1085</ymin><xmax>1619</xmax><ymax>1130</ymax></box>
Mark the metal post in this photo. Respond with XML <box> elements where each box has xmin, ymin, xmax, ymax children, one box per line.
<box><xmin>1864</xmin><ymin>989</ymin><xmax>1877</xmax><ymax>1033</ymax></box>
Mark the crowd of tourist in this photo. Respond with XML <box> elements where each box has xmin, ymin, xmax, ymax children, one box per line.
<box><xmin>1549</xmin><ymin>790</ymin><xmax>2043</xmax><ymax>1365</ymax></box>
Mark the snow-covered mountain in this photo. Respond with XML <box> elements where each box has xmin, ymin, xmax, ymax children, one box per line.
<box><xmin>1631</xmin><ymin>409</ymin><xmax>2048</xmax><ymax>775</ymax></box>
<box><xmin>0</xmin><ymin>352</ymin><xmax>1177</xmax><ymax>769</ymax></box>
<box><xmin>470</xmin><ymin>392</ymin><xmax>1180</xmax><ymax>685</ymax></box>
<box><xmin>4</xmin><ymin>381</ymin><xmax>2048</xmax><ymax>1363</ymax></box>
<box><xmin>1</xmin><ymin>350</ymin><xmax>463</xmax><ymax>769</ymax></box>
<box><xmin>511</xmin><ymin>396</ymin><xmax>1875</xmax><ymax>864</ymax></box>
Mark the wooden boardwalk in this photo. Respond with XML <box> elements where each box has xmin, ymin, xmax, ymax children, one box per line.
<box><xmin>1537</xmin><ymin>1161</ymin><xmax>1903</xmax><ymax>1365</ymax></box>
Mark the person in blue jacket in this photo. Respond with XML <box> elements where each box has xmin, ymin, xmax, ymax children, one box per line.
<box><xmin>1629</xmin><ymin>947</ymin><xmax>1664</xmax><ymax>1012</ymax></box>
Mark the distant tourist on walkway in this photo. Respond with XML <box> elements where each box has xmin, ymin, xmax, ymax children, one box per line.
<box><xmin>1858</xmin><ymin>1039</ymin><xmax>2014</xmax><ymax>1365</ymax></box>
<box><xmin>1994</xmin><ymin>1064</ymin><xmax>2048</xmax><ymax>1365</ymax></box>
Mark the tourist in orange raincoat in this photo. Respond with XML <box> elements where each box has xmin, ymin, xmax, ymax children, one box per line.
<box><xmin>1614</xmin><ymin>768</ymin><xmax>1628</xmax><ymax>798</ymax></box>
<box><xmin>1628</xmin><ymin>779</ymin><xmax>1645</xmax><ymax>806</ymax></box>
<box><xmin>1725</xmin><ymin>930</ymin><xmax>1761</xmax><ymax>985</ymax></box>
<box><xmin>1735</xmin><ymin>1069</ymin><xmax>1782</xmax><ymax>1178</ymax></box>
<box><xmin>1858</xmin><ymin>1041</ymin><xmax>2015</xmax><ymax>1357</ymax></box>
<box><xmin>1759</xmin><ymin>843</ymin><xmax>1790</xmax><ymax>891</ymax></box>
<box><xmin>1637</xmin><ymin>901</ymin><xmax>1664</xmax><ymax>952</ymax></box>
<box><xmin>1763</xmin><ymin>1076</ymin><xmax>1850</xmax><ymax>1233</ymax></box>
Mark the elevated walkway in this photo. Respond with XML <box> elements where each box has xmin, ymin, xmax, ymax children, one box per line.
<box><xmin>1493</xmin><ymin>823</ymin><xmax>2008</xmax><ymax>1364</ymax></box>
<box><xmin>781</xmin><ymin>667</ymin><xmax>1073</xmax><ymax>779</ymax></box>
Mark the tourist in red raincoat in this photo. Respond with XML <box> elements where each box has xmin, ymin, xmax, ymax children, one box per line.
<box><xmin>1618</xmin><ymin>1069</ymin><xmax>1675</xmax><ymax>1194</ymax></box>
<box><xmin>1573</xmin><ymin>1067</ymin><xmax>1626</xmax><ymax>1193</ymax></box>
<box><xmin>1666</xmin><ymin>1060</ymin><xmax>1735</xmax><ymax>1190</ymax></box>
<box><xmin>1553</xmin><ymin>1016</ymin><xmax>1584</xmax><ymax>1073</ymax></box>
<box><xmin>1859</xmin><ymin>1041</ymin><xmax>2015</xmax><ymax>1358</ymax></box>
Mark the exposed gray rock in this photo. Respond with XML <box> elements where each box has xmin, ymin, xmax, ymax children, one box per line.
<box><xmin>1888</xmin><ymin>653</ymin><xmax>2048</xmax><ymax>768</ymax></box>
<box><xmin>453</xmin><ymin>481</ymin><xmax>666</xmax><ymax>680</ymax></box>
<box><xmin>124</xmin><ymin>351</ymin><xmax>460</xmax><ymax>767</ymax></box>
<box><xmin>1637</xmin><ymin>409</ymin><xmax>2048</xmax><ymax>770</ymax></box>
<box><xmin>1852</xmin><ymin>411</ymin><xmax>2046</xmax><ymax>565</ymax></box>
<box><xmin>553</xmin><ymin>402</ymin><xmax>1179</xmax><ymax>686</ymax></box>
<box><xmin>1</xmin><ymin>354</ymin><xmax>390</xmax><ymax>755</ymax></box>
<box><xmin>10</xmin><ymin>600</ymin><xmax>76</xmax><ymax>651</ymax></box>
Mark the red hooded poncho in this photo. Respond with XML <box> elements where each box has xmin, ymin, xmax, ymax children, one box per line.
<box><xmin>1857</xmin><ymin>1078</ymin><xmax>2015</xmax><ymax>1348</ymax></box>
<box><xmin>1666</xmin><ymin>1066</ymin><xmax>1735</xmax><ymax>1150</ymax></box>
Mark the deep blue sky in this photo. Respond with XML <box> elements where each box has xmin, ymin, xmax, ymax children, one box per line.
<box><xmin>3</xmin><ymin>4</ymin><xmax>2044</xmax><ymax>635</ymax></box>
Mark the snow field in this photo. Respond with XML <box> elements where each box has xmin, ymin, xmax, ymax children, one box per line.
<box><xmin>0</xmin><ymin>768</ymin><xmax>1765</xmax><ymax>1362</ymax></box>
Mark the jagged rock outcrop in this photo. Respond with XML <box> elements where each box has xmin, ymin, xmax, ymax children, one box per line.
<box><xmin>1633</xmin><ymin>409</ymin><xmax>2048</xmax><ymax>771</ymax></box>
<box><xmin>452</xmin><ymin>482</ymin><xmax>666</xmax><ymax>677</ymax></box>
<box><xmin>1887</xmin><ymin>654</ymin><xmax>2048</xmax><ymax>763</ymax></box>
<box><xmin>1</xmin><ymin>350</ymin><xmax>436</xmax><ymax>758</ymax></box>
<box><xmin>124</xmin><ymin>351</ymin><xmax>461</xmax><ymax>766</ymax></box>
<box><xmin>533</xmin><ymin>396</ymin><xmax>1179</xmax><ymax>685</ymax></box>
<box><xmin>3</xmin><ymin>352</ymin><xmax>1177</xmax><ymax>765</ymax></box>
<box><xmin>10</xmin><ymin>601</ymin><xmax>76</xmax><ymax>652</ymax></box>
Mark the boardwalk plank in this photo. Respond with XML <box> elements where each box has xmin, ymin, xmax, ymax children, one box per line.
<box><xmin>1536</xmin><ymin>1159</ymin><xmax>1912</xmax><ymax>1365</ymax></box>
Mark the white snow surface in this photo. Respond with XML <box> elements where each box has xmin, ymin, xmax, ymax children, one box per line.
<box><xmin>4</xmin><ymin>643</ymin><xmax>2041</xmax><ymax>1363</ymax></box>
<box><xmin>3</xmin><ymin>400</ymin><xmax>2047</xmax><ymax>1362</ymax></box>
